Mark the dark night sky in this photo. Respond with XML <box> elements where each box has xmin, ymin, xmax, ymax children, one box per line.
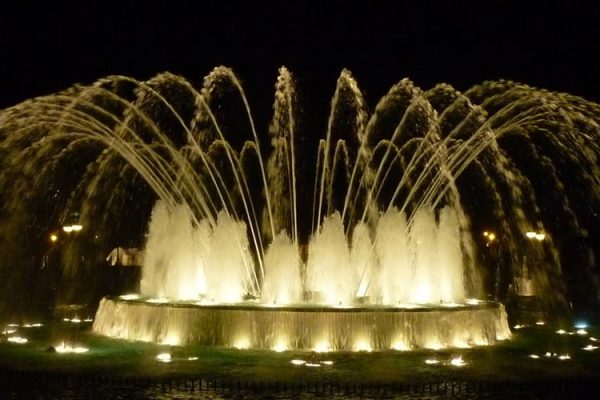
<box><xmin>1</xmin><ymin>1</ymin><xmax>600</xmax><ymax>120</ymax></box>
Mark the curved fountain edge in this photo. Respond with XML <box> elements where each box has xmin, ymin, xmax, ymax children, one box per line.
<box><xmin>93</xmin><ymin>297</ymin><xmax>512</xmax><ymax>351</ymax></box>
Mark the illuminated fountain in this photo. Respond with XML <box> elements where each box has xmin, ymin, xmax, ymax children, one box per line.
<box><xmin>1</xmin><ymin>67</ymin><xmax>599</xmax><ymax>351</ymax></box>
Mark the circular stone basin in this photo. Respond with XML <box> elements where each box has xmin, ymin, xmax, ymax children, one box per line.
<box><xmin>93</xmin><ymin>297</ymin><xmax>511</xmax><ymax>352</ymax></box>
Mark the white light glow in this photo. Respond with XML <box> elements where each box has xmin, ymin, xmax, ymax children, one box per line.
<box><xmin>391</xmin><ymin>340</ymin><xmax>410</xmax><ymax>351</ymax></box>
<box><xmin>63</xmin><ymin>226</ymin><xmax>73</xmax><ymax>233</ymax></box>
<box><xmin>576</xmin><ymin>329</ymin><xmax>588</xmax><ymax>336</ymax></box>
<box><xmin>465</xmin><ymin>298</ymin><xmax>481</xmax><ymax>305</ymax></box>
<box><xmin>306</xmin><ymin>363</ymin><xmax>321</xmax><ymax>368</ymax></box>
<box><xmin>529</xmin><ymin>354</ymin><xmax>540</xmax><ymax>359</ymax></box>
<box><xmin>353</xmin><ymin>339</ymin><xmax>373</xmax><ymax>352</ymax></box>
<box><xmin>513</xmin><ymin>324</ymin><xmax>526</xmax><ymax>330</ymax></box>
<box><xmin>425</xmin><ymin>359</ymin><xmax>440</xmax><ymax>365</ymax></box>
<box><xmin>556</xmin><ymin>329</ymin><xmax>566</xmax><ymax>335</ymax></box>
<box><xmin>314</xmin><ymin>341</ymin><xmax>331</xmax><ymax>353</ymax></box>
<box><xmin>161</xmin><ymin>334</ymin><xmax>180</xmax><ymax>346</ymax></box>
<box><xmin>321</xmin><ymin>360</ymin><xmax>334</xmax><ymax>365</ymax></box>
<box><xmin>534</xmin><ymin>233</ymin><xmax>545</xmax><ymax>241</ymax></box>
<box><xmin>558</xmin><ymin>355</ymin><xmax>571</xmax><ymax>360</ymax></box>
<box><xmin>119</xmin><ymin>294</ymin><xmax>140</xmax><ymax>300</ymax></box>
<box><xmin>525</xmin><ymin>232</ymin><xmax>536</xmax><ymax>239</ymax></box>
<box><xmin>56</xmin><ymin>342</ymin><xmax>89</xmax><ymax>354</ymax></box>
<box><xmin>583</xmin><ymin>345</ymin><xmax>598</xmax><ymax>351</ymax></box>
<box><xmin>147</xmin><ymin>297</ymin><xmax>168</xmax><ymax>304</ymax></box>
<box><xmin>574</xmin><ymin>322</ymin><xmax>588</xmax><ymax>329</ymax></box>
<box><xmin>156</xmin><ymin>352</ymin><xmax>172</xmax><ymax>363</ymax></box>
<box><xmin>536</xmin><ymin>321</ymin><xmax>545</xmax><ymax>326</ymax></box>
<box><xmin>7</xmin><ymin>336</ymin><xmax>28</xmax><ymax>344</ymax></box>
<box><xmin>590</xmin><ymin>337</ymin><xmax>598</xmax><ymax>342</ymax></box>
<box><xmin>188</xmin><ymin>357</ymin><xmax>198</xmax><ymax>361</ymax></box>
<box><xmin>272</xmin><ymin>340</ymin><xmax>288</xmax><ymax>353</ymax></box>
<box><xmin>71</xmin><ymin>318</ymin><xmax>81</xmax><ymax>324</ymax></box>
<box><xmin>233</xmin><ymin>338</ymin><xmax>250</xmax><ymax>350</ymax></box>
<box><xmin>450</xmin><ymin>356</ymin><xmax>466</xmax><ymax>367</ymax></box>
<box><xmin>291</xmin><ymin>359</ymin><xmax>306</xmax><ymax>365</ymax></box>
<box><xmin>2</xmin><ymin>329</ymin><xmax>16</xmax><ymax>335</ymax></box>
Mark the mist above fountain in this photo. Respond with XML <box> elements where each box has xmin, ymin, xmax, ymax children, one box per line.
<box><xmin>1</xmin><ymin>66</ymin><xmax>599</xmax><ymax>349</ymax></box>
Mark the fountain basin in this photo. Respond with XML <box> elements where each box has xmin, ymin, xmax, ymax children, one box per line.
<box><xmin>93</xmin><ymin>297</ymin><xmax>511</xmax><ymax>351</ymax></box>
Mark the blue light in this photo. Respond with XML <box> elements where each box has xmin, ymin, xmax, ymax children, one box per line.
<box><xmin>574</xmin><ymin>322</ymin><xmax>588</xmax><ymax>329</ymax></box>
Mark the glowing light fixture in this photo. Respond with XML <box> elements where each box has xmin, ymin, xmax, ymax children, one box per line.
<box><xmin>529</xmin><ymin>354</ymin><xmax>540</xmax><ymax>359</ymax></box>
<box><xmin>7</xmin><ymin>336</ymin><xmax>28</xmax><ymax>344</ymax></box>
<box><xmin>425</xmin><ymin>359</ymin><xmax>440</xmax><ymax>365</ymax></box>
<box><xmin>525</xmin><ymin>232</ymin><xmax>536</xmax><ymax>239</ymax></box>
<box><xmin>583</xmin><ymin>345</ymin><xmax>598</xmax><ymax>351</ymax></box>
<box><xmin>291</xmin><ymin>359</ymin><xmax>306</xmax><ymax>365</ymax></box>
<box><xmin>314</xmin><ymin>341</ymin><xmax>331</xmax><ymax>353</ymax></box>
<box><xmin>119</xmin><ymin>294</ymin><xmax>140</xmax><ymax>300</ymax></box>
<box><xmin>156</xmin><ymin>352</ymin><xmax>172</xmax><ymax>363</ymax></box>
<box><xmin>50</xmin><ymin>234</ymin><xmax>58</xmax><ymax>243</ymax></box>
<box><xmin>450</xmin><ymin>356</ymin><xmax>466</xmax><ymax>367</ymax></box>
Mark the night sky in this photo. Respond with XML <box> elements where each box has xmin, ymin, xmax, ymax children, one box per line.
<box><xmin>2</xmin><ymin>1</ymin><xmax>600</xmax><ymax>120</ymax></box>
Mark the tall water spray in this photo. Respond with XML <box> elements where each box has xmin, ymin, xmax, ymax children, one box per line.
<box><xmin>0</xmin><ymin>66</ymin><xmax>599</xmax><ymax>327</ymax></box>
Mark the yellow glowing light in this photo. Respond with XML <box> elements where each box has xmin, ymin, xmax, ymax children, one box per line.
<box><xmin>161</xmin><ymin>334</ymin><xmax>180</xmax><ymax>346</ymax></box>
<box><xmin>397</xmin><ymin>303</ymin><xmax>421</xmax><ymax>309</ymax></box>
<box><xmin>314</xmin><ymin>341</ymin><xmax>331</xmax><ymax>353</ymax></box>
<box><xmin>84</xmin><ymin>318</ymin><xmax>93</xmax><ymax>323</ymax></box>
<box><xmin>63</xmin><ymin>226</ymin><xmax>74</xmax><ymax>233</ymax></box>
<box><xmin>50</xmin><ymin>234</ymin><xmax>58</xmax><ymax>242</ymax></box>
<box><xmin>272</xmin><ymin>340</ymin><xmax>288</xmax><ymax>353</ymax></box>
<box><xmin>556</xmin><ymin>329</ymin><xmax>566</xmax><ymax>335</ymax></box>
<box><xmin>465</xmin><ymin>298</ymin><xmax>481</xmax><ymax>305</ymax></box>
<box><xmin>147</xmin><ymin>297</ymin><xmax>168</xmax><ymax>304</ymax></box>
<box><xmin>71</xmin><ymin>318</ymin><xmax>81</xmax><ymax>324</ymax></box>
<box><xmin>188</xmin><ymin>357</ymin><xmax>199</xmax><ymax>361</ymax></box>
<box><xmin>488</xmin><ymin>233</ymin><xmax>496</xmax><ymax>241</ymax></box>
<box><xmin>453</xmin><ymin>341</ymin><xmax>471</xmax><ymax>349</ymax></box>
<box><xmin>119</xmin><ymin>294</ymin><xmax>140</xmax><ymax>300</ymax></box>
<box><xmin>576</xmin><ymin>329</ymin><xmax>588</xmax><ymax>336</ymax></box>
<box><xmin>23</xmin><ymin>323</ymin><xmax>43</xmax><ymax>328</ymax></box>
<box><xmin>483</xmin><ymin>231</ymin><xmax>489</xmax><ymax>237</ymax></box>
<box><xmin>291</xmin><ymin>359</ymin><xmax>306</xmax><ymax>365</ymax></box>
<box><xmin>425</xmin><ymin>340</ymin><xmax>444</xmax><ymax>350</ymax></box>
<box><xmin>545</xmin><ymin>352</ymin><xmax>552</xmax><ymax>357</ymax></box>
<box><xmin>55</xmin><ymin>342</ymin><xmax>89</xmax><ymax>354</ymax></box>
<box><xmin>321</xmin><ymin>360</ymin><xmax>334</xmax><ymax>365</ymax></box>
<box><xmin>353</xmin><ymin>339</ymin><xmax>373</xmax><ymax>352</ymax></box>
<box><xmin>233</xmin><ymin>338</ymin><xmax>250</xmax><ymax>350</ymax></box>
<box><xmin>71</xmin><ymin>224</ymin><xmax>83</xmax><ymax>232</ymax></box>
<box><xmin>391</xmin><ymin>340</ymin><xmax>410</xmax><ymax>351</ymax></box>
<box><xmin>535</xmin><ymin>233</ymin><xmax>545</xmax><ymax>241</ymax></box>
<box><xmin>558</xmin><ymin>355</ymin><xmax>571</xmax><ymax>360</ymax></box>
<box><xmin>536</xmin><ymin>321</ymin><xmax>545</xmax><ymax>326</ymax></box>
<box><xmin>7</xmin><ymin>336</ymin><xmax>28</xmax><ymax>344</ymax></box>
<box><xmin>156</xmin><ymin>352</ymin><xmax>172</xmax><ymax>363</ymax></box>
<box><xmin>513</xmin><ymin>324</ymin><xmax>526</xmax><ymax>330</ymax></box>
<box><xmin>440</xmin><ymin>302</ymin><xmax>464</xmax><ymax>308</ymax></box>
<box><xmin>590</xmin><ymin>337</ymin><xmax>598</xmax><ymax>342</ymax></box>
<box><xmin>583</xmin><ymin>345</ymin><xmax>598</xmax><ymax>351</ymax></box>
<box><xmin>525</xmin><ymin>231</ymin><xmax>536</xmax><ymax>239</ymax></box>
<box><xmin>2</xmin><ymin>329</ymin><xmax>16</xmax><ymax>335</ymax></box>
<box><xmin>450</xmin><ymin>356</ymin><xmax>466</xmax><ymax>367</ymax></box>
<box><xmin>425</xmin><ymin>358</ymin><xmax>440</xmax><ymax>365</ymax></box>
<box><xmin>529</xmin><ymin>354</ymin><xmax>540</xmax><ymax>359</ymax></box>
<box><xmin>306</xmin><ymin>363</ymin><xmax>321</xmax><ymax>368</ymax></box>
